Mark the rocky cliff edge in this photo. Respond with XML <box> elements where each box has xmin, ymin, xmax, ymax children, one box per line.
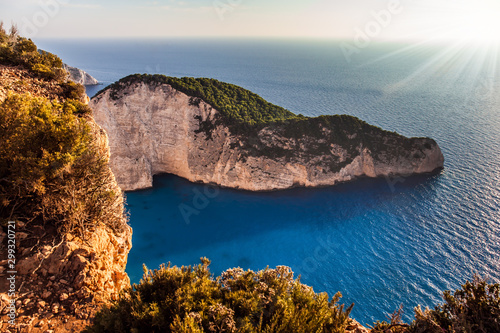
<box><xmin>0</xmin><ymin>63</ymin><xmax>131</xmax><ymax>333</ymax></box>
<box><xmin>90</xmin><ymin>75</ymin><xmax>444</xmax><ymax>192</ymax></box>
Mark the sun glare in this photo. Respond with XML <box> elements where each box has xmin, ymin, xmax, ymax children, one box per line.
<box><xmin>365</xmin><ymin>0</ymin><xmax>500</xmax><ymax>98</ymax></box>
<box><xmin>446</xmin><ymin>0</ymin><xmax>500</xmax><ymax>44</ymax></box>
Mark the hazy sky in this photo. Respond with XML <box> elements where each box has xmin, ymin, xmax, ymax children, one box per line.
<box><xmin>1</xmin><ymin>0</ymin><xmax>500</xmax><ymax>42</ymax></box>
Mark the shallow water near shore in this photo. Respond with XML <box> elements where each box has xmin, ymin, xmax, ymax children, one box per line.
<box><xmin>36</xmin><ymin>38</ymin><xmax>500</xmax><ymax>324</ymax></box>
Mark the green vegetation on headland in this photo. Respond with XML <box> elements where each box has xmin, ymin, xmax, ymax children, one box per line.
<box><xmin>98</xmin><ymin>74</ymin><xmax>389</xmax><ymax>139</ymax></box>
<box><xmin>98</xmin><ymin>74</ymin><xmax>433</xmax><ymax>171</ymax></box>
<box><xmin>0</xmin><ymin>25</ymin><xmax>125</xmax><ymax>235</ymax></box>
<box><xmin>86</xmin><ymin>259</ymin><xmax>500</xmax><ymax>333</ymax></box>
<box><xmin>98</xmin><ymin>74</ymin><xmax>300</xmax><ymax>126</ymax></box>
<box><xmin>97</xmin><ymin>73</ymin><xmax>394</xmax><ymax>137</ymax></box>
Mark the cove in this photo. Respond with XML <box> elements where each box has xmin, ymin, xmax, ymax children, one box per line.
<box><xmin>125</xmin><ymin>172</ymin><xmax>448</xmax><ymax>323</ymax></box>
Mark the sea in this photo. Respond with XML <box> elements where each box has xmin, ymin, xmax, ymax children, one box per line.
<box><xmin>36</xmin><ymin>38</ymin><xmax>500</xmax><ymax>325</ymax></box>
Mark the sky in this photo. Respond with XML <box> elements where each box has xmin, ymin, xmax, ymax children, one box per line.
<box><xmin>1</xmin><ymin>0</ymin><xmax>500</xmax><ymax>43</ymax></box>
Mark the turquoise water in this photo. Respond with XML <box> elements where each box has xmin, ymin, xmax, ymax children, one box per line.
<box><xmin>36</xmin><ymin>39</ymin><xmax>500</xmax><ymax>324</ymax></box>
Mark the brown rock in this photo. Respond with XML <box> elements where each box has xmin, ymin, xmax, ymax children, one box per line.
<box><xmin>346</xmin><ymin>320</ymin><xmax>370</xmax><ymax>333</ymax></box>
<box><xmin>17</xmin><ymin>232</ymin><xmax>29</xmax><ymax>240</ymax></box>
<box><xmin>17</xmin><ymin>253</ymin><xmax>44</xmax><ymax>275</ymax></box>
<box><xmin>0</xmin><ymin>64</ymin><xmax>132</xmax><ymax>333</ymax></box>
<box><xmin>69</xmin><ymin>254</ymin><xmax>87</xmax><ymax>272</ymax></box>
<box><xmin>51</xmin><ymin>302</ymin><xmax>59</xmax><ymax>314</ymax></box>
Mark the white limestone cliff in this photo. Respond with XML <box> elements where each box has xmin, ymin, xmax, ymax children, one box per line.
<box><xmin>63</xmin><ymin>64</ymin><xmax>99</xmax><ymax>85</ymax></box>
<box><xmin>90</xmin><ymin>80</ymin><xmax>444</xmax><ymax>192</ymax></box>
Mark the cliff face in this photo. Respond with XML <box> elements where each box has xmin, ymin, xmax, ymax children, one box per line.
<box><xmin>63</xmin><ymin>64</ymin><xmax>99</xmax><ymax>85</ymax></box>
<box><xmin>0</xmin><ymin>115</ymin><xmax>132</xmax><ymax>333</ymax></box>
<box><xmin>0</xmin><ymin>63</ymin><xmax>131</xmax><ymax>332</ymax></box>
<box><xmin>90</xmin><ymin>79</ymin><xmax>444</xmax><ymax>192</ymax></box>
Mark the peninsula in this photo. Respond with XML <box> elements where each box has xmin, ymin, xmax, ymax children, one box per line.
<box><xmin>90</xmin><ymin>74</ymin><xmax>444</xmax><ymax>192</ymax></box>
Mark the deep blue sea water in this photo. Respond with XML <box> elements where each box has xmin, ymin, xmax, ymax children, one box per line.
<box><xmin>36</xmin><ymin>38</ymin><xmax>500</xmax><ymax>324</ymax></box>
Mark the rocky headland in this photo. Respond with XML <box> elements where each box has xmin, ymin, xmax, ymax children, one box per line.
<box><xmin>63</xmin><ymin>64</ymin><xmax>99</xmax><ymax>86</ymax></box>
<box><xmin>90</xmin><ymin>74</ymin><xmax>444</xmax><ymax>192</ymax></box>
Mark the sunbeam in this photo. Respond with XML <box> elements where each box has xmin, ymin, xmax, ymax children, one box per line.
<box><xmin>356</xmin><ymin>0</ymin><xmax>500</xmax><ymax>100</ymax></box>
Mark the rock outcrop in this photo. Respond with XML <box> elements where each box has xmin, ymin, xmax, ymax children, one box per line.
<box><xmin>90</xmin><ymin>76</ymin><xmax>444</xmax><ymax>191</ymax></box>
<box><xmin>0</xmin><ymin>118</ymin><xmax>131</xmax><ymax>333</ymax></box>
<box><xmin>63</xmin><ymin>64</ymin><xmax>99</xmax><ymax>85</ymax></box>
<box><xmin>0</xmin><ymin>64</ymin><xmax>69</xmax><ymax>102</ymax></box>
<box><xmin>0</xmin><ymin>116</ymin><xmax>131</xmax><ymax>333</ymax></box>
<box><xmin>0</xmin><ymin>64</ymin><xmax>131</xmax><ymax>333</ymax></box>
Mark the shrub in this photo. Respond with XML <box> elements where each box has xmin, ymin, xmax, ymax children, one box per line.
<box><xmin>0</xmin><ymin>22</ymin><xmax>6</xmax><ymax>43</ymax></box>
<box><xmin>60</xmin><ymin>81</ymin><xmax>87</xmax><ymax>102</ymax></box>
<box><xmin>85</xmin><ymin>260</ymin><xmax>353</xmax><ymax>333</ymax></box>
<box><xmin>38</xmin><ymin>49</ymin><xmax>63</xmax><ymax>68</ymax></box>
<box><xmin>13</xmin><ymin>37</ymin><xmax>37</xmax><ymax>54</ymax></box>
<box><xmin>410</xmin><ymin>276</ymin><xmax>500</xmax><ymax>333</ymax></box>
<box><xmin>0</xmin><ymin>93</ymin><xmax>125</xmax><ymax>234</ymax></box>
<box><xmin>0</xmin><ymin>23</ymin><xmax>65</xmax><ymax>81</ymax></box>
<box><xmin>370</xmin><ymin>305</ymin><xmax>409</xmax><ymax>333</ymax></box>
<box><xmin>31</xmin><ymin>63</ymin><xmax>56</xmax><ymax>80</ymax></box>
<box><xmin>369</xmin><ymin>276</ymin><xmax>500</xmax><ymax>333</ymax></box>
<box><xmin>63</xmin><ymin>99</ymin><xmax>93</xmax><ymax>115</ymax></box>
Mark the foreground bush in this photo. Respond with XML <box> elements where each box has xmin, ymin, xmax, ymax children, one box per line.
<box><xmin>409</xmin><ymin>276</ymin><xmax>500</xmax><ymax>333</ymax></box>
<box><xmin>87</xmin><ymin>264</ymin><xmax>499</xmax><ymax>333</ymax></box>
<box><xmin>85</xmin><ymin>259</ymin><xmax>353</xmax><ymax>333</ymax></box>
<box><xmin>0</xmin><ymin>27</ymin><xmax>124</xmax><ymax>235</ymax></box>
<box><xmin>370</xmin><ymin>276</ymin><xmax>500</xmax><ymax>333</ymax></box>
<box><xmin>0</xmin><ymin>93</ymin><xmax>125</xmax><ymax>234</ymax></box>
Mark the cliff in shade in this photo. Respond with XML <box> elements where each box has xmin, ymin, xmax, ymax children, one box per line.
<box><xmin>90</xmin><ymin>74</ymin><xmax>444</xmax><ymax>192</ymax></box>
